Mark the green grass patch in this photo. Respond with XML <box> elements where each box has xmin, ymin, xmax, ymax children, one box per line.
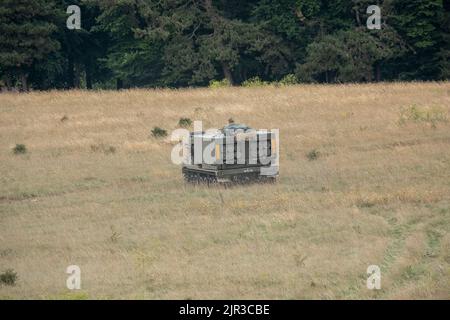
<box><xmin>0</xmin><ymin>269</ymin><xmax>18</xmax><ymax>286</ymax></box>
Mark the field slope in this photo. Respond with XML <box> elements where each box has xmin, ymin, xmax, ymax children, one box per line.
<box><xmin>0</xmin><ymin>82</ymin><xmax>449</xmax><ymax>299</ymax></box>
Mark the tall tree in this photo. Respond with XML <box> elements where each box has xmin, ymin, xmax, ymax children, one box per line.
<box><xmin>437</xmin><ymin>0</ymin><xmax>450</xmax><ymax>79</ymax></box>
<box><xmin>390</xmin><ymin>0</ymin><xmax>443</xmax><ymax>80</ymax></box>
<box><xmin>132</xmin><ymin>0</ymin><xmax>291</xmax><ymax>85</ymax></box>
<box><xmin>58</xmin><ymin>0</ymin><xmax>108</xmax><ymax>89</ymax></box>
<box><xmin>0</xmin><ymin>0</ymin><xmax>60</xmax><ymax>90</ymax></box>
<box><xmin>296</xmin><ymin>0</ymin><xmax>406</xmax><ymax>83</ymax></box>
<box><xmin>95</xmin><ymin>0</ymin><xmax>164</xmax><ymax>88</ymax></box>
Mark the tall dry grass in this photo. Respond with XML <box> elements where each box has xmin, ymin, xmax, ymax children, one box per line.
<box><xmin>0</xmin><ymin>82</ymin><xmax>449</xmax><ymax>299</ymax></box>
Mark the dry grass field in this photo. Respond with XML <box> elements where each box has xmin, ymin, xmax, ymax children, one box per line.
<box><xmin>0</xmin><ymin>82</ymin><xmax>449</xmax><ymax>299</ymax></box>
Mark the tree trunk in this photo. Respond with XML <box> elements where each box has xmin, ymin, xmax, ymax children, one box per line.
<box><xmin>354</xmin><ymin>9</ymin><xmax>362</xmax><ymax>26</ymax></box>
<box><xmin>203</xmin><ymin>0</ymin><xmax>217</xmax><ymax>19</ymax></box>
<box><xmin>67</xmin><ymin>55</ymin><xmax>75</xmax><ymax>89</ymax></box>
<box><xmin>20</xmin><ymin>73</ymin><xmax>29</xmax><ymax>92</ymax></box>
<box><xmin>204</xmin><ymin>0</ymin><xmax>235</xmax><ymax>85</ymax></box>
<box><xmin>74</xmin><ymin>65</ymin><xmax>81</xmax><ymax>89</ymax></box>
<box><xmin>116</xmin><ymin>79</ymin><xmax>123</xmax><ymax>90</ymax></box>
<box><xmin>367</xmin><ymin>69</ymin><xmax>372</xmax><ymax>82</ymax></box>
<box><xmin>222</xmin><ymin>63</ymin><xmax>234</xmax><ymax>85</ymax></box>
<box><xmin>375</xmin><ymin>63</ymin><xmax>381</xmax><ymax>82</ymax></box>
<box><xmin>5</xmin><ymin>74</ymin><xmax>12</xmax><ymax>91</ymax></box>
<box><xmin>85</xmin><ymin>60</ymin><xmax>93</xmax><ymax>90</ymax></box>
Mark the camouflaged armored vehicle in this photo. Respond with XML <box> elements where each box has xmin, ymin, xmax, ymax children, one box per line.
<box><xmin>182</xmin><ymin>124</ymin><xmax>279</xmax><ymax>183</ymax></box>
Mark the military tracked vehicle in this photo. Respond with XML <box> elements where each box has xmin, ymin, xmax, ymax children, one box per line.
<box><xmin>182</xmin><ymin>124</ymin><xmax>279</xmax><ymax>183</ymax></box>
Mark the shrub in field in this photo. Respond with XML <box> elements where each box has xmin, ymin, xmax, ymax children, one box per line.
<box><xmin>306</xmin><ymin>149</ymin><xmax>320</xmax><ymax>161</ymax></box>
<box><xmin>12</xmin><ymin>144</ymin><xmax>27</xmax><ymax>154</ymax></box>
<box><xmin>151</xmin><ymin>127</ymin><xmax>168</xmax><ymax>138</ymax></box>
<box><xmin>278</xmin><ymin>74</ymin><xmax>298</xmax><ymax>86</ymax></box>
<box><xmin>242</xmin><ymin>76</ymin><xmax>269</xmax><ymax>87</ymax></box>
<box><xmin>106</xmin><ymin>146</ymin><xmax>116</xmax><ymax>154</ymax></box>
<box><xmin>209</xmin><ymin>79</ymin><xmax>231</xmax><ymax>88</ymax></box>
<box><xmin>0</xmin><ymin>269</ymin><xmax>17</xmax><ymax>286</ymax></box>
<box><xmin>60</xmin><ymin>115</ymin><xmax>69</xmax><ymax>122</ymax></box>
<box><xmin>356</xmin><ymin>200</ymin><xmax>376</xmax><ymax>208</ymax></box>
<box><xmin>399</xmin><ymin>105</ymin><xmax>448</xmax><ymax>127</ymax></box>
<box><xmin>90</xmin><ymin>143</ymin><xmax>116</xmax><ymax>154</ymax></box>
<box><xmin>178</xmin><ymin>117</ymin><xmax>192</xmax><ymax>128</ymax></box>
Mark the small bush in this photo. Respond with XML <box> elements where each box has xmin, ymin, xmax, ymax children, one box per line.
<box><xmin>209</xmin><ymin>79</ymin><xmax>231</xmax><ymax>88</ymax></box>
<box><xmin>228</xmin><ymin>117</ymin><xmax>235</xmax><ymax>124</ymax></box>
<box><xmin>13</xmin><ymin>144</ymin><xmax>27</xmax><ymax>155</ymax></box>
<box><xmin>242</xmin><ymin>76</ymin><xmax>269</xmax><ymax>87</ymax></box>
<box><xmin>178</xmin><ymin>117</ymin><xmax>192</xmax><ymax>128</ymax></box>
<box><xmin>106</xmin><ymin>146</ymin><xmax>116</xmax><ymax>154</ymax></box>
<box><xmin>0</xmin><ymin>269</ymin><xmax>17</xmax><ymax>286</ymax></box>
<box><xmin>278</xmin><ymin>74</ymin><xmax>298</xmax><ymax>86</ymax></box>
<box><xmin>60</xmin><ymin>115</ymin><xmax>69</xmax><ymax>122</ymax></box>
<box><xmin>90</xmin><ymin>143</ymin><xmax>116</xmax><ymax>154</ymax></box>
<box><xmin>306</xmin><ymin>149</ymin><xmax>320</xmax><ymax>161</ymax></box>
<box><xmin>356</xmin><ymin>200</ymin><xmax>376</xmax><ymax>208</ymax></box>
<box><xmin>151</xmin><ymin>127</ymin><xmax>168</xmax><ymax>138</ymax></box>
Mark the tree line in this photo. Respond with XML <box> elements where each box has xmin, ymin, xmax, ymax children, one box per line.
<box><xmin>0</xmin><ymin>0</ymin><xmax>449</xmax><ymax>91</ymax></box>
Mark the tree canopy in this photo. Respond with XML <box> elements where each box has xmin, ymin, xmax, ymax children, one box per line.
<box><xmin>1</xmin><ymin>0</ymin><xmax>449</xmax><ymax>90</ymax></box>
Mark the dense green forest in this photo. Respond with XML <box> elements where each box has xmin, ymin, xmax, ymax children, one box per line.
<box><xmin>1</xmin><ymin>0</ymin><xmax>449</xmax><ymax>90</ymax></box>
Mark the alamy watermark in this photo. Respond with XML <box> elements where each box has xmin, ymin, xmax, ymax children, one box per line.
<box><xmin>367</xmin><ymin>5</ymin><xmax>381</xmax><ymax>30</ymax></box>
<box><xmin>66</xmin><ymin>265</ymin><xmax>81</xmax><ymax>290</ymax></box>
<box><xmin>66</xmin><ymin>5</ymin><xmax>81</xmax><ymax>30</ymax></box>
<box><xmin>367</xmin><ymin>265</ymin><xmax>381</xmax><ymax>290</ymax></box>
